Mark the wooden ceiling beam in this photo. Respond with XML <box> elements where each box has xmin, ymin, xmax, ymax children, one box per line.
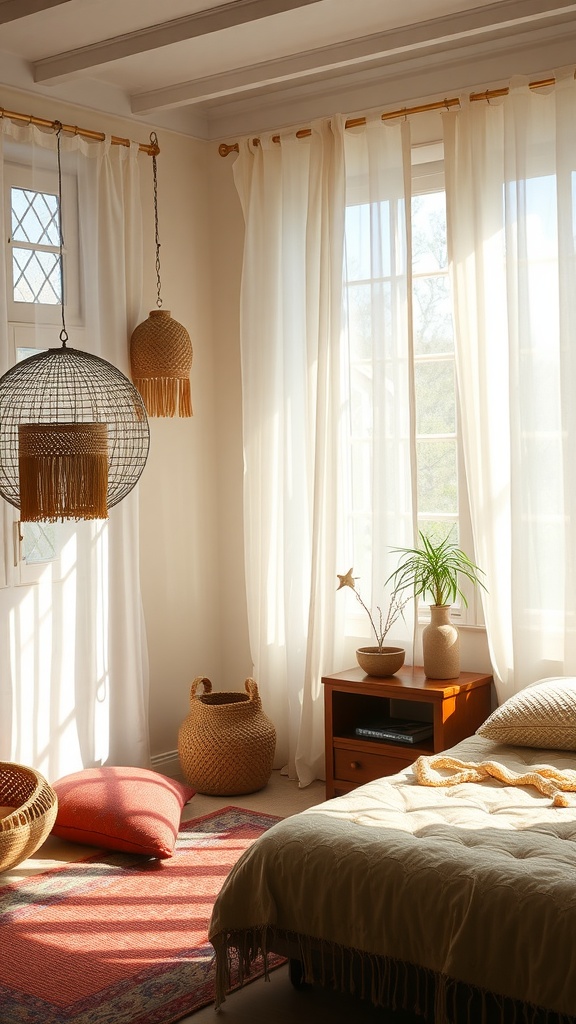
<box><xmin>129</xmin><ymin>0</ymin><xmax>576</xmax><ymax>113</ymax></box>
<box><xmin>32</xmin><ymin>0</ymin><xmax>326</xmax><ymax>83</ymax></box>
<box><xmin>0</xmin><ymin>0</ymin><xmax>72</xmax><ymax>25</ymax></box>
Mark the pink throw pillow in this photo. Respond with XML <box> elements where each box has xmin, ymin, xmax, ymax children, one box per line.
<box><xmin>52</xmin><ymin>766</ymin><xmax>195</xmax><ymax>858</ymax></box>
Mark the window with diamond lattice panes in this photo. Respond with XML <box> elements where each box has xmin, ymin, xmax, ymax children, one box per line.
<box><xmin>11</xmin><ymin>186</ymin><xmax>61</xmax><ymax>304</ymax></box>
<box><xmin>6</xmin><ymin>160</ymin><xmax>80</xmax><ymax>326</ymax></box>
<box><xmin>4</xmin><ymin>157</ymin><xmax>83</xmax><ymax>585</ymax></box>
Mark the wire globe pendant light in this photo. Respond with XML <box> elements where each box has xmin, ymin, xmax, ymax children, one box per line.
<box><xmin>0</xmin><ymin>123</ymin><xmax>150</xmax><ymax>523</ymax></box>
<box><xmin>130</xmin><ymin>132</ymin><xmax>193</xmax><ymax>418</ymax></box>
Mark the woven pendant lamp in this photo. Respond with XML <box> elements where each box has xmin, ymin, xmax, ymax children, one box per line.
<box><xmin>0</xmin><ymin>124</ymin><xmax>149</xmax><ymax>523</ymax></box>
<box><xmin>130</xmin><ymin>133</ymin><xmax>193</xmax><ymax>418</ymax></box>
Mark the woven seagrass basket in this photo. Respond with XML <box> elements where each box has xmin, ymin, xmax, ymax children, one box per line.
<box><xmin>178</xmin><ymin>677</ymin><xmax>276</xmax><ymax>796</ymax></box>
<box><xmin>0</xmin><ymin>762</ymin><xmax>58</xmax><ymax>873</ymax></box>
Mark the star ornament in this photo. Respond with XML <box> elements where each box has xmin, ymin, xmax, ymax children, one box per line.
<box><xmin>337</xmin><ymin>568</ymin><xmax>357</xmax><ymax>591</ymax></box>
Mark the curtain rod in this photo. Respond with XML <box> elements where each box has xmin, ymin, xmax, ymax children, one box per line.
<box><xmin>218</xmin><ymin>76</ymin><xmax>556</xmax><ymax>156</ymax></box>
<box><xmin>0</xmin><ymin>106</ymin><xmax>159</xmax><ymax>156</ymax></box>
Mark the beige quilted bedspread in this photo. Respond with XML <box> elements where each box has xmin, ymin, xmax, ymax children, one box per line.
<box><xmin>209</xmin><ymin>735</ymin><xmax>576</xmax><ymax>1020</ymax></box>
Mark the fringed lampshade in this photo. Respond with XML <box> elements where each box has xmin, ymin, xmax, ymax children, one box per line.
<box><xmin>130</xmin><ymin>132</ymin><xmax>193</xmax><ymax>418</ymax></box>
<box><xmin>19</xmin><ymin>421</ymin><xmax>108</xmax><ymax>522</ymax></box>
<box><xmin>0</xmin><ymin>346</ymin><xmax>149</xmax><ymax>522</ymax></box>
<box><xmin>130</xmin><ymin>309</ymin><xmax>193</xmax><ymax>417</ymax></box>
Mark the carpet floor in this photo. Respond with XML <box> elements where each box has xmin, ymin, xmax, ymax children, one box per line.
<box><xmin>0</xmin><ymin>806</ymin><xmax>281</xmax><ymax>1024</ymax></box>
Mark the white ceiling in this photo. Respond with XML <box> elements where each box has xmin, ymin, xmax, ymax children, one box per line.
<box><xmin>1</xmin><ymin>0</ymin><xmax>576</xmax><ymax>141</ymax></box>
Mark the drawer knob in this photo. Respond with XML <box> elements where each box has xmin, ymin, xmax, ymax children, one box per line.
<box><xmin>350</xmin><ymin>760</ymin><xmax>360</xmax><ymax>769</ymax></box>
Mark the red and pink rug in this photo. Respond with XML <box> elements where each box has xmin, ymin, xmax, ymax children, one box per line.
<box><xmin>0</xmin><ymin>806</ymin><xmax>282</xmax><ymax>1024</ymax></box>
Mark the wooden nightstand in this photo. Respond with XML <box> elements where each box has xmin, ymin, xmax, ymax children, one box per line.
<box><xmin>323</xmin><ymin>665</ymin><xmax>493</xmax><ymax>798</ymax></box>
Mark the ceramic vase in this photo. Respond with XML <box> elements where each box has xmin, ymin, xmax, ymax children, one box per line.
<box><xmin>422</xmin><ymin>605</ymin><xmax>459</xmax><ymax>679</ymax></box>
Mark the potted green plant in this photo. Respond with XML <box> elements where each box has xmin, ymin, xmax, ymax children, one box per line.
<box><xmin>386</xmin><ymin>531</ymin><xmax>486</xmax><ymax>679</ymax></box>
<box><xmin>337</xmin><ymin>568</ymin><xmax>410</xmax><ymax>677</ymax></box>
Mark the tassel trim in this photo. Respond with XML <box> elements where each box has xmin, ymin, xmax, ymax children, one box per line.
<box><xmin>133</xmin><ymin>377</ymin><xmax>192</xmax><ymax>418</ymax></box>
<box><xmin>19</xmin><ymin>422</ymin><xmax>108</xmax><ymax>522</ymax></box>
<box><xmin>211</xmin><ymin>926</ymin><xmax>576</xmax><ymax>1024</ymax></box>
<box><xmin>19</xmin><ymin>453</ymin><xmax>108</xmax><ymax>521</ymax></box>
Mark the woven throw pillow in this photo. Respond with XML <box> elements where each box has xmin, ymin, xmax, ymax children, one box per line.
<box><xmin>52</xmin><ymin>766</ymin><xmax>194</xmax><ymax>857</ymax></box>
<box><xmin>477</xmin><ymin>677</ymin><xmax>576</xmax><ymax>750</ymax></box>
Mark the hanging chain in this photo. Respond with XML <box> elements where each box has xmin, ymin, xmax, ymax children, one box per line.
<box><xmin>55</xmin><ymin>121</ymin><xmax>68</xmax><ymax>347</ymax></box>
<box><xmin>150</xmin><ymin>131</ymin><xmax>162</xmax><ymax>309</ymax></box>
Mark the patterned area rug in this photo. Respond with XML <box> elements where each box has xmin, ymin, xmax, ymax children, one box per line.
<box><xmin>0</xmin><ymin>806</ymin><xmax>282</xmax><ymax>1024</ymax></box>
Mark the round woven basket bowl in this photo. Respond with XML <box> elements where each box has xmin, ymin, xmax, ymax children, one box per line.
<box><xmin>0</xmin><ymin>762</ymin><xmax>58</xmax><ymax>873</ymax></box>
<box><xmin>178</xmin><ymin>677</ymin><xmax>276</xmax><ymax>796</ymax></box>
<box><xmin>356</xmin><ymin>646</ymin><xmax>405</xmax><ymax>677</ymax></box>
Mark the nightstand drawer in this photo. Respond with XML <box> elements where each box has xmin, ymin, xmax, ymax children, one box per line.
<box><xmin>334</xmin><ymin>747</ymin><xmax>414</xmax><ymax>784</ymax></box>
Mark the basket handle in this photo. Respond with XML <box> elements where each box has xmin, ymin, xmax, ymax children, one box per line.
<box><xmin>190</xmin><ymin>676</ymin><xmax>212</xmax><ymax>706</ymax></box>
<box><xmin>244</xmin><ymin>677</ymin><xmax>262</xmax><ymax>708</ymax></box>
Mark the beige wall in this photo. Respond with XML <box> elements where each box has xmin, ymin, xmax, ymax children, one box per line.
<box><xmin>0</xmin><ymin>86</ymin><xmax>231</xmax><ymax>761</ymax></box>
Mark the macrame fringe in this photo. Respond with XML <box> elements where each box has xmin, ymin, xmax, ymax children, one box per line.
<box><xmin>211</xmin><ymin>927</ymin><xmax>576</xmax><ymax>1024</ymax></box>
<box><xmin>133</xmin><ymin>377</ymin><xmax>192</xmax><ymax>418</ymax></box>
<box><xmin>19</xmin><ymin>453</ymin><xmax>108</xmax><ymax>522</ymax></box>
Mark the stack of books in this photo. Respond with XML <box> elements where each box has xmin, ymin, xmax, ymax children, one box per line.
<box><xmin>354</xmin><ymin>717</ymin><xmax>433</xmax><ymax>744</ymax></box>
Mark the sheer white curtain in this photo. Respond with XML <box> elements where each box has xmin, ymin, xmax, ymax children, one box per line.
<box><xmin>342</xmin><ymin>119</ymin><xmax>415</xmax><ymax>662</ymax></box>
<box><xmin>444</xmin><ymin>72</ymin><xmax>576</xmax><ymax>701</ymax></box>
<box><xmin>0</xmin><ymin>119</ymin><xmax>150</xmax><ymax>779</ymax></box>
<box><xmin>233</xmin><ymin>116</ymin><xmax>414</xmax><ymax>784</ymax></box>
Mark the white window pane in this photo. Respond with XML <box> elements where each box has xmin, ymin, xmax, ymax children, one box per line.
<box><xmin>415</xmin><ymin>361</ymin><xmax>456</xmax><ymax>434</ymax></box>
<box><xmin>22</xmin><ymin>523</ymin><xmax>57</xmax><ymax>564</ymax></box>
<box><xmin>417</xmin><ymin>438</ymin><xmax>458</xmax><ymax>514</ymax></box>
<box><xmin>413</xmin><ymin>275</ymin><xmax>454</xmax><ymax>355</ymax></box>
<box><xmin>345</xmin><ymin>202</ymin><xmax>393</xmax><ymax>279</ymax></box>
<box><xmin>412</xmin><ymin>192</ymin><xmax>448</xmax><ymax>273</ymax></box>
<box><xmin>346</xmin><ymin>280</ymin><xmax>392</xmax><ymax>360</ymax></box>
<box><xmin>11</xmin><ymin>187</ymin><xmax>59</xmax><ymax>245</ymax></box>
<box><xmin>12</xmin><ymin>248</ymin><xmax>61</xmax><ymax>304</ymax></box>
<box><xmin>418</xmin><ymin>520</ymin><xmax>459</xmax><ymax>547</ymax></box>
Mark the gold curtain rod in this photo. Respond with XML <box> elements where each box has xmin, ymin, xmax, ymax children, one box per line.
<box><xmin>0</xmin><ymin>106</ymin><xmax>159</xmax><ymax>156</ymax></box>
<box><xmin>218</xmin><ymin>76</ymin><xmax>556</xmax><ymax>156</ymax></box>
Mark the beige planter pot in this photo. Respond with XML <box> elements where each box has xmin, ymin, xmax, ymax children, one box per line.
<box><xmin>422</xmin><ymin>605</ymin><xmax>460</xmax><ymax>679</ymax></box>
<box><xmin>356</xmin><ymin>646</ymin><xmax>405</xmax><ymax>677</ymax></box>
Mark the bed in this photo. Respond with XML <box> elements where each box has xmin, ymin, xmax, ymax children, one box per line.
<box><xmin>209</xmin><ymin>677</ymin><xmax>576</xmax><ymax>1024</ymax></box>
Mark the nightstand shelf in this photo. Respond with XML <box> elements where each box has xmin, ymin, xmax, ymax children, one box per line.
<box><xmin>323</xmin><ymin>665</ymin><xmax>493</xmax><ymax>798</ymax></box>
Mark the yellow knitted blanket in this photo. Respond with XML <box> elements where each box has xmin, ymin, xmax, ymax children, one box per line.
<box><xmin>414</xmin><ymin>754</ymin><xmax>576</xmax><ymax>806</ymax></box>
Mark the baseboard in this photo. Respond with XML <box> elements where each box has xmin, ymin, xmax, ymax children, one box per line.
<box><xmin>150</xmin><ymin>749</ymin><xmax>183</xmax><ymax>780</ymax></box>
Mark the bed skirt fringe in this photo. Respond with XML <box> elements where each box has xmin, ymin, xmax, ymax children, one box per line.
<box><xmin>211</xmin><ymin>926</ymin><xmax>576</xmax><ymax>1024</ymax></box>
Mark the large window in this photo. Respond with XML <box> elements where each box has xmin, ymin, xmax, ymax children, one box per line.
<box><xmin>412</xmin><ymin>190</ymin><xmax>458</xmax><ymax>545</ymax></box>
<box><xmin>343</xmin><ymin>147</ymin><xmax>480</xmax><ymax>624</ymax></box>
